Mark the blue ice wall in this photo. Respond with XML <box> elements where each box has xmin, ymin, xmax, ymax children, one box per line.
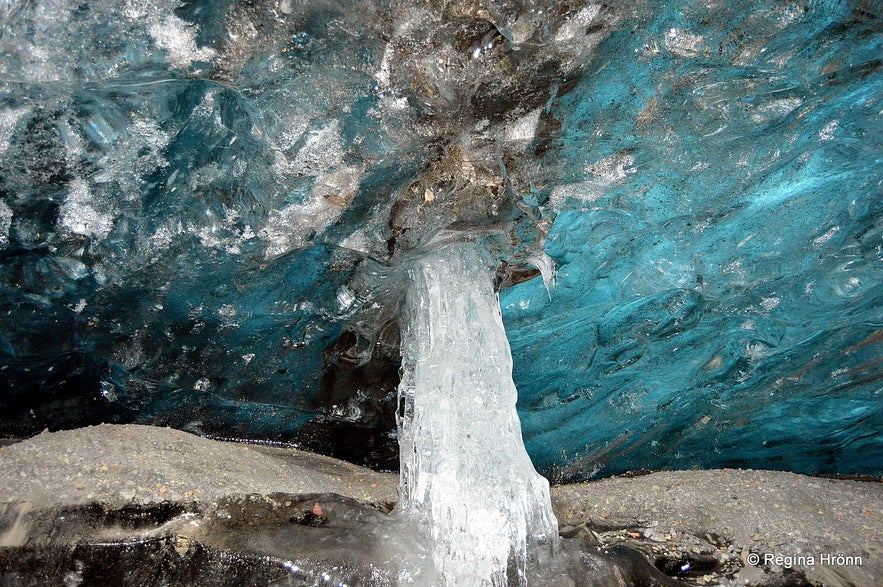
<box><xmin>502</xmin><ymin>0</ymin><xmax>883</xmax><ymax>478</ymax></box>
<box><xmin>0</xmin><ymin>0</ymin><xmax>880</xmax><ymax>478</ymax></box>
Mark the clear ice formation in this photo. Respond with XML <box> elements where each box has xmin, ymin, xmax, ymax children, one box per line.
<box><xmin>0</xmin><ymin>0</ymin><xmax>881</xmax><ymax>482</ymax></box>
<box><xmin>397</xmin><ymin>242</ymin><xmax>557</xmax><ymax>586</ymax></box>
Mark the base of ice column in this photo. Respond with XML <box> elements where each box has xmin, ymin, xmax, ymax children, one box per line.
<box><xmin>396</xmin><ymin>243</ymin><xmax>558</xmax><ymax>586</ymax></box>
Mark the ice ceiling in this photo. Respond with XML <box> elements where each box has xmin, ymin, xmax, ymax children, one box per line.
<box><xmin>0</xmin><ymin>0</ymin><xmax>880</xmax><ymax>480</ymax></box>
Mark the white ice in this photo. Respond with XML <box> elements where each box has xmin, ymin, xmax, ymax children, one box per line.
<box><xmin>396</xmin><ymin>243</ymin><xmax>558</xmax><ymax>586</ymax></box>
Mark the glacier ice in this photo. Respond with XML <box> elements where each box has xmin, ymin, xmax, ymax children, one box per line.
<box><xmin>396</xmin><ymin>242</ymin><xmax>557</xmax><ymax>586</ymax></box>
<box><xmin>0</xmin><ymin>0</ymin><xmax>880</xmax><ymax>484</ymax></box>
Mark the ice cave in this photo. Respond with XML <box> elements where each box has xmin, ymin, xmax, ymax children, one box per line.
<box><xmin>0</xmin><ymin>0</ymin><xmax>881</xmax><ymax>585</ymax></box>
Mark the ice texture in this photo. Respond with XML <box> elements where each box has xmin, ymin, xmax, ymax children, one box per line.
<box><xmin>0</xmin><ymin>0</ymin><xmax>880</xmax><ymax>481</ymax></box>
<box><xmin>397</xmin><ymin>243</ymin><xmax>557</xmax><ymax>586</ymax></box>
<box><xmin>500</xmin><ymin>0</ymin><xmax>883</xmax><ymax>480</ymax></box>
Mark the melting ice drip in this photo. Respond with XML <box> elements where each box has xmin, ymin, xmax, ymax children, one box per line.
<box><xmin>396</xmin><ymin>243</ymin><xmax>558</xmax><ymax>586</ymax></box>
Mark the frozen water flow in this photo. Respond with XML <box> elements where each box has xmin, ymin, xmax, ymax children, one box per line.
<box><xmin>527</xmin><ymin>252</ymin><xmax>557</xmax><ymax>300</ymax></box>
<box><xmin>396</xmin><ymin>243</ymin><xmax>558</xmax><ymax>586</ymax></box>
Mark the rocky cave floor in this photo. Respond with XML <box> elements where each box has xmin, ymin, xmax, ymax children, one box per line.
<box><xmin>0</xmin><ymin>425</ymin><xmax>879</xmax><ymax>586</ymax></box>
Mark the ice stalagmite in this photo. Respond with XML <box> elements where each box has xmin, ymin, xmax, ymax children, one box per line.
<box><xmin>396</xmin><ymin>243</ymin><xmax>558</xmax><ymax>586</ymax></box>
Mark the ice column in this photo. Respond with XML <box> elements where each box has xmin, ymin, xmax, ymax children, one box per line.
<box><xmin>397</xmin><ymin>243</ymin><xmax>558</xmax><ymax>586</ymax></box>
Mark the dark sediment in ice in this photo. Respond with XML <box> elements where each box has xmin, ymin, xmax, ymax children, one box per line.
<box><xmin>2</xmin><ymin>425</ymin><xmax>880</xmax><ymax>586</ymax></box>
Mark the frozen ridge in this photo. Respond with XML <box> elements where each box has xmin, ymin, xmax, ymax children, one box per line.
<box><xmin>396</xmin><ymin>243</ymin><xmax>558</xmax><ymax>586</ymax></box>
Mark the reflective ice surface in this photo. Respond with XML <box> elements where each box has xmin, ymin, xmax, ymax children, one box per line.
<box><xmin>0</xmin><ymin>0</ymin><xmax>880</xmax><ymax>480</ymax></box>
<box><xmin>501</xmin><ymin>0</ymin><xmax>883</xmax><ymax>479</ymax></box>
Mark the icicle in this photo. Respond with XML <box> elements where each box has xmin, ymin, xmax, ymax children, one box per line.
<box><xmin>396</xmin><ymin>243</ymin><xmax>558</xmax><ymax>586</ymax></box>
<box><xmin>527</xmin><ymin>251</ymin><xmax>557</xmax><ymax>300</ymax></box>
